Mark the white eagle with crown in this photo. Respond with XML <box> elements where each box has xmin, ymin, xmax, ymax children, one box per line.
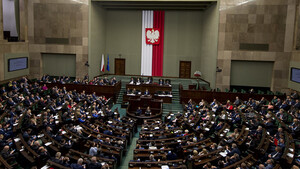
<box><xmin>146</xmin><ymin>29</ymin><xmax>160</xmax><ymax>44</ymax></box>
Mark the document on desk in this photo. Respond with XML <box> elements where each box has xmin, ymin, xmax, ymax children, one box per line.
<box><xmin>161</xmin><ymin>165</ymin><xmax>169</xmax><ymax>169</ymax></box>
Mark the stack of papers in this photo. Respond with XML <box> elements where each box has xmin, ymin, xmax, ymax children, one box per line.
<box><xmin>41</xmin><ymin>165</ymin><xmax>50</xmax><ymax>169</ymax></box>
<box><xmin>14</xmin><ymin>138</ymin><xmax>20</xmax><ymax>142</ymax></box>
<box><xmin>161</xmin><ymin>165</ymin><xmax>169</xmax><ymax>169</ymax></box>
<box><xmin>219</xmin><ymin>151</ymin><xmax>228</xmax><ymax>157</ymax></box>
<box><xmin>38</xmin><ymin>134</ymin><xmax>44</xmax><ymax>138</ymax></box>
<box><xmin>45</xmin><ymin>142</ymin><xmax>52</xmax><ymax>146</ymax></box>
<box><xmin>287</xmin><ymin>153</ymin><xmax>294</xmax><ymax>158</ymax></box>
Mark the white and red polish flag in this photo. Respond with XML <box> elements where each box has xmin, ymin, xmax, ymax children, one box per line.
<box><xmin>141</xmin><ymin>10</ymin><xmax>164</xmax><ymax>76</ymax></box>
<box><xmin>101</xmin><ymin>54</ymin><xmax>105</xmax><ymax>72</ymax></box>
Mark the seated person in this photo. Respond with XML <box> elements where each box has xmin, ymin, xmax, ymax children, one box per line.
<box><xmin>146</xmin><ymin>154</ymin><xmax>156</xmax><ymax>162</ymax></box>
<box><xmin>158</xmin><ymin>79</ymin><xmax>164</xmax><ymax>85</ymax></box>
<box><xmin>165</xmin><ymin>91</ymin><xmax>172</xmax><ymax>96</ymax></box>
<box><xmin>136</xmin><ymin>107</ymin><xmax>142</xmax><ymax>116</ymax></box>
<box><xmin>144</xmin><ymin>89</ymin><xmax>150</xmax><ymax>96</ymax></box>
<box><xmin>214</xmin><ymin>122</ymin><xmax>224</xmax><ymax>131</ymax></box>
<box><xmin>87</xmin><ymin>156</ymin><xmax>102</xmax><ymax>169</ymax></box>
<box><xmin>132</xmin><ymin>88</ymin><xmax>137</xmax><ymax>95</ymax></box>
<box><xmin>145</xmin><ymin>77</ymin><xmax>152</xmax><ymax>84</ymax></box>
<box><xmin>267</xmin><ymin>146</ymin><xmax>282</xmax><ymax>162</ymax></box>
<box><xmin>165</xmin><ymin>79</ymin><xmax>171</xmax><ymax>85</ymax></box>
<box><xmin>136</xmin><ymin>78</ymin><xmax>142</xmax><ymax>85</ymax></box>
<box><xmin>135</xmin><ymin>77</ymin><xmax>143</xmax><ymax>85</ymax></box>
<box><xmin>126</xmin><ymin>88</ymin><xmax>132</xmax><ymax>94</ymax></box>
<box><xmin>145</xmin><ymin>106</ymin><xmax>152</xmax><ymax>116</ymax></box>
<box><xmin>70</xmin><ymin>158</ymin><xmax>85</xmax><ymax>169</ymax></box>
<box><xmin>129</xmin><ymin>77</ymin><xmax>135</xmax><ymax>84</ymax></box>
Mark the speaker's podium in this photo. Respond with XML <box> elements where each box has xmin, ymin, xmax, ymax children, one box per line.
<box><xmin>126</xmin><ymin>95</ymin><xmax>162</xmax><ymax>125</ymax></box>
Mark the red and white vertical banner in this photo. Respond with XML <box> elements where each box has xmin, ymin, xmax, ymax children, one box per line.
<box><xmin>141</xmin><ymin>10</ymin><xmax>153</xmax><ymax>76</ymax></box>
<box><xmin>152</xmin><ymin>11</ymin><xmax>164</xmax><ymax>76</ymax></box>
<box><xmin>101</xmin><ymin>54</ymin><xmax>105</xmax><ymax>72</ymax></box>
<box><xmin>141</xmin><ymin>10</ymin><xmax>164</xmax><ymax>76</ymax></box>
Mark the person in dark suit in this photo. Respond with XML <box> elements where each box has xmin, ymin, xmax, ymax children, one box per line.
<box><xmin>24</xmin><ymin>96</ymin><xmax>32</xmax><ymax>107</ymax></box>
<box><xmin>145</xmin><ymin>77</ymin><xmax>152</xmax><ymax>84</ymax></box>
<box><xmin>86</xmin><ymin>156</ymin><xmax>102</xmax><ymax>169</ymax></box>
<box><xmin>0</xmin><ymin>87</ymin><xmax>6</xmax><ymax>95</ymax></box>
<box><xmin>93</xmin><ymin>134</ymin><xmax>103</xmax><ymax>143</ymax></box>
<box><xmin>165</xmin><ymin>79</ymin><xmax>171</xmax><ymax>85</ymax></box>
<box><xmin>62</xmin><ymin>157</ymin><xmax>71</xmax><ymax>167</ymax></box>
<box><xmin>51</xmin><ymin>152</ymin><xmax>63</xmax><ymax>165</ymax></box>
<box><xmin>291</xmin><ymin>91</ymin><xmax>299</xmax><ymax>100</ymax></box>
<box><xmin>267</xmin><ymin>146</ymin><xmax>282</xmax><ymax>162</ymax></box>
<box><xmin>7</xmin><ymin>98</ymin><xmax>16</xmax><ymax>107</ymax></box>
<box><xmin>103</xmin><ymin>77</ymin><xmax>109</xmax><ymax>84</ymax></box>
<box><xmin>289</xmin><ymin>119</ymin><xmax>300</xmax><ymax>136</ymax></box>
<box><xmin>276</xmin><ymin>109</ymin><xmax>287</xmax><ymax>123</ymax></box>
<box><xmin>166</xmin><ymin>151</ymin><xmax>177</xmax><ymax>160</ymax></box>
<box><xmin>158</xmin><ymin>79</ymin><xmax>164</xmax><ymax>85</ymax></box>
<box><xmin>55</xmin><ymin>131</ymin><xmax>63</xmax><ymax>142</ymax></box>
<box><xmin>214</xmin><ymin>122</ymin><xmax>224</xmax><ymax>131</ymax></box>
<box><xmin>233</xmin><ymin>96</ymin><xmax>241</xmax><ymax>106</ymax></box>
<box><xmin>145</xmin><ymin>106</ymin><xmax>151</xmax><ymax>116</ymax></box>
<box><xmin>265</xmin><ymin>118</ymin><xmax>274</xmax><ymax>135</ymax></box>
<box><xmin>226</xmin><ymin>143</ymin><xmax>241</xmax><ymax>156</ymax></box>
<box><xmin>136</xmin><ymin>78</ymin><xmax>142</xmax><ymax>85</ymax></box>
<box><xmin>264</xmin><ymin>159</ymin><xmax>274</xmax><ymax>169</ymax></box>
<box><xmin>129</xmin><ymin>78</ymin><xmax>135</xmax><ymax>84</ymax></box>
<box><xmin>146</xmin><ymin>154</ymin><xmax>156</xmax><ymax>162</ymax></box>
<box><xmin>279</xmin><ymin>101</ymin><xmax>289</xmax><ymax>111</ymax></box>
<box><xmin>136</xmin><ymin>107</ymin><xmax>142</xmax><ymax>116</ymax></box>
<box><xmin>112</xmin><ymin>77</ymin><xmax>117</xmax><ymax>84</ymax></box>
<box><xmin>1</xmin><ymin>145</ymin><xmax>16</xmax><ymax>159</ymax></box>
<box><xmin>144</xmin><ymin>89</ymin><xmax>150</xmax><ymax>96</ymax></box>
<box><xmin>70</xmin><ymin>158</ymin><xmax>85</xmax><ymax>169</ymax></box>
<box><xmin>294</xmin><ymin>99</ymin><xmax>300</xmax><ymax>109</ymax></box>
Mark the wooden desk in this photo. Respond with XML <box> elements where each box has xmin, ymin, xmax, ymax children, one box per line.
<box><xmin>154</xmin><ymin>95</ymin><xmax>172</xmax><ymax>103</ymax></box>
<box><xmin>179</xmin><ymin>85</ymin><xmax>286</xmax><ymax>104</ymax></box>
<box><xmin>126</xmin><ymin>97</ymin><xmax>163</xmax><ymax>125</ymax></box>
<box><xmin>126</xmin><ymin>84</ymin><xmax>172</xmax><ymax>94</ymax></box>
<box><xmin>40</xmin><ymin>81</ymin><xmax>121</xmax><ymax>103</ymax></box>
<box><xmin>129</xmin><ymin>159</ymin><xmax>186</xmax><ymax>168</ymax></box>
<box><xmin>124</xmin><ymin>94</ymin><xmax>172</xmax><ymax>103</ymax></box>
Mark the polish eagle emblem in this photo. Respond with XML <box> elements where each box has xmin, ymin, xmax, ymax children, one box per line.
<box><xmin>145</xmin><ymin>28</ymin><xmax>160</xmax><ymax>44</ymax></box>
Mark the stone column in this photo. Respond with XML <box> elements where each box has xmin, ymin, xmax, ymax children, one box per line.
<box><xmin>19</xmin><ymin>0</ymin><xmax>28</xmax><ymax>41</ymax></box>
<box><xmin>0</xmin><ymin>0</ymin><xmax>4</xmax><ymax>40</ymax></box>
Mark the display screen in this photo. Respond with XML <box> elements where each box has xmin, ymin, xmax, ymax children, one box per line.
<box><xmin>8</xmin><ymin>57</ymin><xmax>28</xmax><ymax>72</ymax></box>
<box><xmin>291</xmin><ymin>67</ymin><xmax>300</xmax><ymax>83</ymax></box>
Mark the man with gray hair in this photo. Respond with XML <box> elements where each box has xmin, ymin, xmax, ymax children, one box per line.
<box><xmin>70</xmin><ymin>158</ymin><xmax>85</xmax><ymax>169</ymax></box>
